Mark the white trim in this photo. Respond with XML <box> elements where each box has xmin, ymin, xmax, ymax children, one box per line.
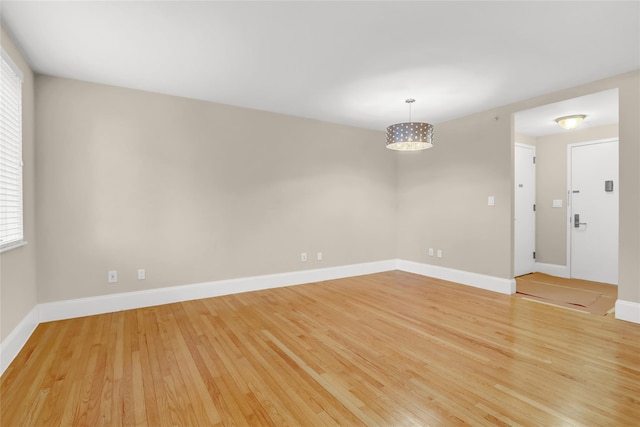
<box><xmin>0</xmin><ymin>240</ymin><xmax>28</xmax><ymax>254</ymax></box>
<box><xmin>514</xmin><ymin>142</ymin><xmax>536</xmax><ymax>149</ymax></box>
<box><xmin>534</xmin><ymin>262</ymin><xmax>570</xmax><ymax>278</ymax></box>
<box><xmin>0</xmin><ymin>259</ymin><xmax>546</xmax><ymax>376</ymax></box>
<box><xmin>5</xmin><ymin>260</ymin><xmax>634</xmax><ymax>379</ymax></box>
<box><xmin>397</xmin><ymin>260</ymin><xmax>516</xmax><ymax>294</ymax></box>
<box><xmin>615</xmin><ymin>300</ymin><xmax>640</xmax><ymax>324</ymax></box>
<box><xmin>37</xmin><ymin>259</ymin><xmax>517</xmax><ymax>325</ymax></box>
<box><xmin>0</xmin><ymin>305</ymin><xmax>39</xmax><ymax>376</ymax></box>
<box><xmin>2</xmin><ymin>261</ymin><xmax>396</xmax><ymax>373</ymax></box>
<box><xmin>39</xmin><ymin>260</ymin><xmax>398</xmax><ymax>322</ymax></box>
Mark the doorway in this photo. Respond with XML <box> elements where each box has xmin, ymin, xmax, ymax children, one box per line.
<box><xmin>513</xmin><ymin>88</ymin><xmax>619</xmax><ymax>282</ymax></box>
<box><xmin>568</xmin><ymin>139</ymin><xmax>619</xmax><ymax>285</ymax></box>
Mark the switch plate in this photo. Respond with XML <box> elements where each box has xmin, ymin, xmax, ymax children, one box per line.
<box><xmin>437</xmin><ymin>249</ymin><xmax>443</xmax><ymax>258</ymax></box>
<box><xmin>108</xmin><ymin>270</ymin><xmax>118</xmax><ymax>283</ymax></box>
<box><xmin>488</xmin><ymin>196</ymin><xmax>495</xmax><ymax>206</ymax></box>
<box><xmin>428</xmin><ymin>248</ymin><xmax>434</xmax><ymax>257</ymax></box>
<box><xmin>552</xmin><ymin>199</ymin><xmax>563</xmax><ymax>208</ymax></box>
<box><xmin>301</xmin><ymin>252</ymin><xmax>307</xmax><ymax>262</ymax></box>
<box><xmin>138</xmin><ymin>269</ymin><xmax>146</xmax><ymax>280</ymax></box>
<box><xmin>317</xmin><ymin>252</ymin><xmax>322</xmax><ymax>261</ymax></box>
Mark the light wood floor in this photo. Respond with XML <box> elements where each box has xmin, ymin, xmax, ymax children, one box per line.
<box><xmin>1</xmin><ymin>271</ymin><xmax>639</xmax><ymax>426</ymax></box>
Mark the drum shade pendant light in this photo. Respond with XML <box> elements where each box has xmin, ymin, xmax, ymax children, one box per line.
<box><xmin>386</xmin><ymin>98</ymin><xmax>434</xmax><ymax>151</ymax></box>
<box><xmin>555</xmin><ymin>114</ymin><xmax>586</xmax><ymax>130</ymax></box>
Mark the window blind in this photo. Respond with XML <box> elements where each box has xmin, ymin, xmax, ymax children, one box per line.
<box><xmin>0</xmin><ymin>49</ymin><xmax>24</xmax><ymax>249</ymax></box>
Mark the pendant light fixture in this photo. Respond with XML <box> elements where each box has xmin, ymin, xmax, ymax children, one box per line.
<box><xmin>386</xmin><ymin>98</ymin><xmax>434</xmax><ymax>151</ymax></box>
<box><xmin>555</xmin><ymin>114</ymin><xmax>586</xmax><ymax>130</ymax></box>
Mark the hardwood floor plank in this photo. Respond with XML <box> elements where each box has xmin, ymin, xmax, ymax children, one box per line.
<box><xmin>169</xmin><ymin>304</ymin><xmax>221</xmax><ymax>426</ymax></box>
<box><xmin>135</xmin><ymin>309</ymin><xmax>162</xmax><ymax>426</ymax></box>
<box><xmin>1</xmin><ymin>321</ymin><xmax>64</xmax><ymax>421</ymax></box>
<box><xmin>119</xmin><ymin>310</ymin><xmax>137</xmax><ymax>426</ymax></box>
<box><xmin>2</xmin><ymin>271</ymin><xmax>639</xmax><ymax>426</ymax></box>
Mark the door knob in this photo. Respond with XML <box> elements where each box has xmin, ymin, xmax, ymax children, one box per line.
<box><xmin>574</xmin><ymin>213</ymin><xmax>588</xmax><ymax>228</ymax></box>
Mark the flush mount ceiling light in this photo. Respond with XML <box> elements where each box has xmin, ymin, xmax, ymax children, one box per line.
<box><xmin>386</xmin><ymin>98</ymin><xmax>434</xmax><ymax>151</ymax></box>
<box><xmin>555</xmin><ymin>114</ymin><xmax>586</xmax><ymax>130</ymax></box>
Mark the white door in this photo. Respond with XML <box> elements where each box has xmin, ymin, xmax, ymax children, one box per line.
<box><xmin>514</xmin><ymin>143</ymin><xmax>536</xmax><ymax>277</ymax></box>
<box><xmin>569</xmin><ymin>140</ymin><xmax>618</xmax><ymax>285</ymax></box>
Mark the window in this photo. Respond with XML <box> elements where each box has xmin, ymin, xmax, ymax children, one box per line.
<box><xmin>0</xmin><ymin>49</ymin><xmax>24</xmax><ymax>251</ymax></box>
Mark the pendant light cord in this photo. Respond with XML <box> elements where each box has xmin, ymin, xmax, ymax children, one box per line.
<box><xmin>406</xmin><ymin>98</ymin><xmax>415</xmax><ymax>122</ymax></box>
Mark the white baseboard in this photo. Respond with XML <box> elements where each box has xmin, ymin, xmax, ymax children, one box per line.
<box><xmin>0</xmin><ymin>258</ymin><xmax>555</xmax><ymax>377</ymax></box>
<box><xmin>615</xmin><ymin>300</ymin><xmax>640</xmax><ymax>324</ymax></box>
<box><xmin>397</xmin><ymin>260</ymin><xmax>516</xmax><ymax>294</ymax></box>
<box><xmin>2</xmin><ymin>260</ymin><xmax>396</xmax><ymax>375</ymax></box>
<box><xmin>5</xmin><ymin>259</ymin><xmax>634</xmax><ymax>379</ymax></box>
<box><xmin>0</xmin><ymin>305</ymin><xmax>39</xmax><ymax>376</ymax></box>
<box><xmin>534</xmin><ymin>263</ymin><xmax>570</xmax><ymax>278</ymax></box>
<box><xmin>38</xmin><ymin>259</ymin><xmax>398</xmax><ymax>323</ymax></box>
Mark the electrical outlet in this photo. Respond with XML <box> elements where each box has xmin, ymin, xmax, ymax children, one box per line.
<box><xmin>301</xmin><ymin>252</ymin><xmax>307</xmax><ymax>262</ymax></box>
<box><xmin>429</xmin><ymin>248</ymin><xmax>434</xmax><ymax>257</ymax></box>
<box><xmin>437</xmin><ymin>249</ymin><xmax>443</xmax><ymax>258</ymax></box>
<box><xmin>137</xmin><ymin>269</ymin><xmax>146</xmax><ymax>280</ymax></box>
<box><xmin>108</xmin><ymin>270</ymin><xmax>118</xmax><ymax>283</ymax></box>
<box><xmin>317</xmin><ymin>252</ymin><xmax>323</xmax><ymax>261</ymax></box>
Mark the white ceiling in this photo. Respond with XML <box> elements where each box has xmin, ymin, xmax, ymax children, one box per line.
<box><xmin>1</xmin><ymin>1</ymin><xmax>638</xmax><ymax>134</ymax></box>
<box><xmin>515</xmin><ymin>88</ymin><xmax>619</xmax><ymax>137</ymax></box>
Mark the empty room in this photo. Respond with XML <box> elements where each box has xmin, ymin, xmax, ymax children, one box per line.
<box><xmin>1</xmin><ymin>1</ymin><xmax>639</xmax><ymax>425</ymax></box>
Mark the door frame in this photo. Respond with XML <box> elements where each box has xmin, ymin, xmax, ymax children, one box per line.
<box><xmin>566</xmin><ymin>137</ymin><xmax>618</xmax><ymax>279</ymax></box>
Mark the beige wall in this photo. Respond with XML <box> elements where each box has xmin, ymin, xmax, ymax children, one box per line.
<box><xmin>397</xmin><ymin>110</ymin><xmax>513</xmax><ymax>278</ymax></box>
<box><xmin>515</xmin><ymin>134</ymin><xmax>536</xmax><ymax>147</ymax></box>
<box><xmin>398</xmin><ymin>71</ymin><xmax>639</xmax><ymax>304</ymax></box>
<box><xmin>0</xmin><ymin>29</ymin><xmax>37</xmax><ymax>341</ymax></box>
<box><xmin>35</xmin><ymin>76</ymin><xmax>397</xmax><ymax>302</ymax></box>
<box><xmin>617</xmin><ymin>72</ymin><xmax>640</xmax><ymax>303</ymax></box>
<box><xmin>534</xmin><ymin>125</ymin><xmax>618</xmax><ymax>266</ymax></box>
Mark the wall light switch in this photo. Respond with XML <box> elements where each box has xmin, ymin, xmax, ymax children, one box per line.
<box><xmin>317</xmin><ymin>252</ymin><xmax>323</xmax><ymax>261</ymax></box>
<box><xmin>488</xmin><ymin>196</ymin><xmax>495</xmax><ymax>206</ymax></box>
<box><xmin>138</xmin><ymin>269</ymin><xmax>146</xmax><ymax>280</ymax></box>
<box><xmin>301</xmin><ymin>252</ymin><xmax>307</xmax><ymax>262</ymax></box>
<box><xmin>429</xmin><ymin>248</ymin><xmax>434</xmax><ymax>257</ymax></box>
<box><xmin>437</xmin><ymin>249</ymin><xmax>443</xmax><ymax>258</ymax></box>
